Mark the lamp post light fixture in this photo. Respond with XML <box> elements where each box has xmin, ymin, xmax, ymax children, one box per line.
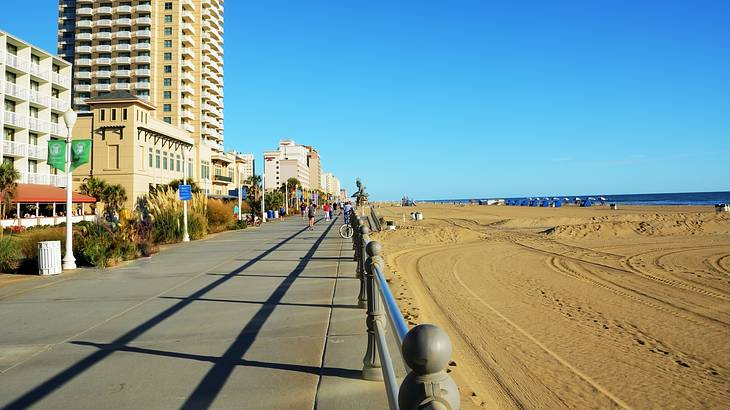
<box><xmin>62</xmin><ymin>109</ymin><xmax>77</xmax><ymax>270</ymax></box>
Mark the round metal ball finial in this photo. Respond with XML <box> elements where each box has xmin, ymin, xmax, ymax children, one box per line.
<box><xmin>365</xmin><ymin>240</ymin><xmax>382</xmax><ymax>257</ymax></box>
<box><xmin>401</xmin><ymin>324</ymin><xmax>452</xmax><ymax>374</ymax></box>
<box><xmin>360</xmin><ymin>225</ymin><xmax>370</xmax><ymax>235</ymax></box>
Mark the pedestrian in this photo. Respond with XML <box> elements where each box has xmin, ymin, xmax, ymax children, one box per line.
<box><xmin>323</xmin><ymin>203</ymin><xmax>330</xmax><ymax>221</ymax></box>
<box><xmin>308</xmin><ymin>203</ymin><xmax>316</xmax><ymax>230</ymax></box>
<box><xmin>279</xmin><ymin>206</ymin><xmax>285</xmax><ymax>221</ymax></box>
<box><xmin>233</xmin><ymin>204</ymin><xmax>240</xmax><ymax>221</ymax></box>
<box><xmin>301</xmin><ymin>203</ymin><xmax>306</xmax><ymax>219</ymax></box>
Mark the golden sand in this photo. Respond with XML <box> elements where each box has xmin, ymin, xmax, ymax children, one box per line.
<box><xmin>371</xmin><ymin>203</ymin><xmax>730</xmax><ymax>409</ymax></box>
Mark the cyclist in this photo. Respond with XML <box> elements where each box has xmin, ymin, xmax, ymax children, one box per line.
<box><xmin>343</xmin><ymin>201</ymin><xmax>353</xmax><ymax>225</ymax></box>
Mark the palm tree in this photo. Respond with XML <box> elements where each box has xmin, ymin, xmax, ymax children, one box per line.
<box><xmin>0</xmin><ymin>163</ymin><xmax>20</xmax><ymax>236</ymax></box>
<box><xmin>244</xmin><ymin>173</ymin><xmax>262</xmax><ymax>212</ymax></box>
<box><xmin>102</xmin><ymin>184</ymin><xmax>127</xmax><ymax>220</ymax></box>
<box><xmin>79</xmin><ymin>176</ymin><xmax>108</xmax><ymax>214</ymax></box>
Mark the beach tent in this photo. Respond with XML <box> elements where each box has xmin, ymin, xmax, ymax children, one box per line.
<box><xmin>530</xmin><ymin>200</ymin><xmax>538</xmax><ymax>207</ymax></box>
<box><xmin>520</xmin><ymin>199</ymin><xmax>528</xmax><ymax>206</ymax></box>
<box><xmin>541</xmin><ymin>200</ymin><xmax>550</xmax><ymax>207</ymax></box>
<box><xmin>581</xmin><ymin>199</ymin><xmax>593</xmax><ymax>207</ymax></box>
<box><xmin>553</xmin><ymin>200</ymin><xmax>563</xmax><ymax>207</ymax></box>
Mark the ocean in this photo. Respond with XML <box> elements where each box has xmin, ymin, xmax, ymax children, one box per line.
<box><xmin>421</xmin><ymin>191</ymin><xmax>730</xmax><ymax>206</ymax></box>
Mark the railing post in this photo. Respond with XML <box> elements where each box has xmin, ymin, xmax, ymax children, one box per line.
<box><xmin>362</xmin><ymin>240</ymin><xmax>385</xmax><ymax>380</ymax></box>
<box><xmin>399</xmin><ymin>324</ymin><xmax>460</xmax><ymax>410</ymax></box>
<box><xmin>357</xmin><ymin>225</ymin><xmax>370</xmax><ymax>308</ymax></box>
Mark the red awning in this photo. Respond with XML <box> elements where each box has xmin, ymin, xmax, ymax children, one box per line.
<box><xmin>6</xmin><ymin>184</ymin><xmax>97</xmax><ymax>204</ymax></box>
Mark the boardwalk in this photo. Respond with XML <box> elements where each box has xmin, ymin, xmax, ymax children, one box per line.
<box><xmin>0</xmin><ymin>216</ymin><xmax>390</xmax><ymax>409</ymax></box>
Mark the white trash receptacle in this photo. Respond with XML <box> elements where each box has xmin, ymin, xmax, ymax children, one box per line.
<box><xmin>415</xmin><ymin>212</ymin><xmax>424</xmax><ymax>221</ymax></box>
<box><xmin>38</xmin><ymin>240</ymin><xmax>62</xmax><ymax>275</ymax></box>
<box><xmin>274</xmin><ymin>210</ymin><xmax>279</xmax><ymax>219</ymax></box>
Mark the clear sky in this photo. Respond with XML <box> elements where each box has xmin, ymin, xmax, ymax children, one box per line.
<box><xmin>2</xmin><ymin>1</ymin><xmax>729</xmax><ymax>200</ymax></box>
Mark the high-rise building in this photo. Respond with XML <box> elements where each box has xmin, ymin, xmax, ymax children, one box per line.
<box><xmin>1</xmin><ymin>29</ymin><xmax>73</xmax><ymax>187</ymax></box>
<box><xmin>320</xmin><ymin>172</ymin><xmax>340</xmax><ymax>199</ymax></box>
<box><xmin>303</xmin><ymin>145</ymin><xmax>320</xmax><ymax>192</ymax></box>
<box><xmin>263</xmin><ymin>139</ymin><xmax>311</xmax><ymax>192</ymax></box>
<box><xmin>57</xmin><ymin>0</ymin><xmax>224</xmax><ymax>189</ymax></box>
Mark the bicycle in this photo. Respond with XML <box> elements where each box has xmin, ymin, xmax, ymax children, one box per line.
<box><xmin>339</xmin><ymin>223</ymin><xmax>354</xmax><ymax>239</ymax></box>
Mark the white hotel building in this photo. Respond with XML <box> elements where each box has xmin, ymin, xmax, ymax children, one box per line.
<box><xmin>263</xmin><ymin>139</ymin><xmax>311</xmax><ymax>192</ymax></box>
<box><xmin>320</xmin><ymin>172</ymin><xmax>340</xmax><ymax>199</ymax></box>
<box><xmin>1</xmin><ymin>30</ymin><xmax>73</xmax><ymax>186</ymax></box>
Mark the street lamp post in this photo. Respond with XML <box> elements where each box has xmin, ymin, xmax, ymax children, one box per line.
<box><xmin>62</xmin><ymin>109</ymin><xmax>77</xmax><ymax>270</ymax></box>
<box><xmin>261</xmin><ymin>173</ymin><xmax>266</xmax><ymax>222</ymax></box>
<box><xmin>237</xmin><ymin>163</ymin><xmax>242</xmax><ymax>221</ymax></box>
<box><xmin>182</xmin><ymin>148</ymin><xmax>190</xmax><ymax>242</ymax></box>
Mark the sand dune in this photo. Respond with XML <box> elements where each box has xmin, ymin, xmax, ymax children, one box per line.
<box><xmin>372</xmin><ymin>203</ymin><xmax>730</xmax><ymax>409</ymax></box>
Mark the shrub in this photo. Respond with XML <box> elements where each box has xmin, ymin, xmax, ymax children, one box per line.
<box><xmin>17</xmin><ymin>228</ymin><xmax>66</xmax><ymax>271</ymax></box>
<box><xmin>207</xmin><ymin>199</ymin><xmax>232</xmax><ymax>233</ymax></box>
<box><xmin>0</xmin><ymin>237</ymin><xmax>21</xmax><ymax>272</ymax></box>
<box><xmin>229</xmin><ymin>219</ymin><xmax>247</xmax><ymax>230</ymax></box>
<box><xmin>147</xmin><ymin>188</ymin><xmax>207</xmax><ymax>243</ymax></box>
<box><xmin>73</xmin><ymin>221</ymin><xmax>137</xmax><ymax>267</ymax></box>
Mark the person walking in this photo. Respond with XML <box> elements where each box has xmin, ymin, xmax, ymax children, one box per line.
<box><xmin>279</xmin><ymin>206</ymin><xmax>285</xmax><ymax>221</ymax></box>
<box><xmin>323</xmin><ymin>203</ymin><xmax>331</xmax><ymax>222</ymax></box>
<box><xmin>307</xmin><ymin>203</ymin><xmax>317</xmax><ymax>230</ymax></box>
<box><xmin>301</xmin><ymin>203</ymin><xmax>307</xmax><ymax>219</ymax></box>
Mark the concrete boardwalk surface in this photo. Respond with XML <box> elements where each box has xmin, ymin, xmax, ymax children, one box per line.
<box><xmin>0</xmin><ymin>216</ymin><xmax>396</xmax><ymax>409</ymax></box>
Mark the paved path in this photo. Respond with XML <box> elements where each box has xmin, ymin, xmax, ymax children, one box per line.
<box><xmin>0</xmin><ymin>216</ymin><xmax>395</xmax><ymax>409</ymax></box>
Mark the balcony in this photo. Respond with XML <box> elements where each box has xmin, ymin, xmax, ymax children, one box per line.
<box><xmin>182</xmin><ymin>48</ymin><xmax>194</xmax><ymax>58</ymax></box>
<box><xmin>181</xmin><ymin>97</ymin><xmax>194</xmax><ymax>107</ymax></box>
<box><xmin>75</xmin><ymin>45</ymin><xmax>92</xmax><ymax>53</ymax></box>
<box><xmin>96</xmin><ymin>32</ymin><xmax>113</xmax><ymax>40</ymax></box>
<box><xmin>51</xmin><ymin>97</ymin><xmax>69</xmax><ymax>112</ymax></box>
<box><xmin>95</xmin><ymin>45</ymin><xmax>112</xmax><ymax>52</ymax></box>
<box><xmin>116</xmin><ymin>18</ymin><xmax>132</xmax><ymax>26</ymax></box>
<box><xmin>28</xmin><ymin>117</ymin><xmax>50</xmax><ymax>133</ymax></box>
<box><xmin>4</xmin><ymin>111</ymin><xmax>27</xmax><ymax>128</ymax></box>
<box><xmin>96</xmin><ymin>57</ymin><xmax>112</xmax><ymax>65</ymax></box>
<box><xmin>213</xmin><ymin>174</ymin><xmax>233</xmax><ymax>183</ymax></box>
<box><xmin>28</xmin><ymin>90</ymin><xmax>50</xmax><ymax>107</ymax></box>
<box><xmin>116</xmin><ymin>5</ymin><xmax>132</xmax><ymax>13</ymax></box>
<box><xmin>49</xmin><ymin>122</ymin><xmax>67</xmax><ymax>136</ymax></box>
<box><xmin>182</xmin><ymin>0</ymin><xmax>195</xmax><ymax>10</ymax></box>
<box><xmin>134</xmin><ymin>43</ymin><xmax>151</xmax><ymax>51</ymax></box>
<box><xmin>182</xmin><ymin>10</ymin><xmax>195</xmax><ymax>22</ymax></box>
<box><xmin>115</xmin><ymin>56</ymin><xmax>132</xmax><ymax>64</ymax></box>
<box><xmin>4</xmin><ymin>82</ymin><xmax>27</xmax><ymax>100</ymax></box>
<box><xmin>53</xmin><ymin>72</ymin><xmax>72</xmax><ymax>89</ymax></box>
<box><xmin>114</xmin><ymin>44</ymin><xmax>131</xmax><ymax>51</ymax></box>
<box><xmin>181</xmin><ymin>85</ymin><xmax>194</xmax><ymax>95</ymax></box>
<box><xmin>77</xmin><ymin>33</ymin><xmax>93</xmax><ymax>41</ymax></box>
<box><xmin>75</xmin><ymin>71</ymin><xmax>92</xmax><ymax>79</ymax></box>
<box><xmin>77</xmin><ymin>7</ymin><xmax>93</xmax><ymax>15</ymax></box>
<box><xmin>135</xmin><ymin>29</ymin><xmax>152</xmax><ymax>38</ymax></box>
<box><xmin>181</xmin><ymin>23</ymin><xmax>195</xmax><ymax>34</ymax></box>
<box><xmin>96</xmin><ymin>6</ymin><xmax>113</xmax><ymax>14</ymax></box>
<box><xmin>115</xmin><ymin>30</ymin><xmax>132</xmax><ymax>38</ymax></box>
<box><xmin>134</xmin><ymin>56</ymin><xmax>151</xmax><ymax>63</ymax></box>
<box><xmin>182</xmin><ymin>71</ymin><xmax>195</xmax><ymax>82</ymax></box>
<box><xmin>134</xmin><ymin>68</ymin><xmax>150</xmax><ymax>76</ymax></box>
<box><xmin>135</xmin><ymin>17</ymin><xmax>152</xmax><ymax>25</ymax></box>
<box><xmin>183</xmin><ymin>123</ymin><xmax>195</xmax><ymax>132</ymax></box>
<box><xmin>136</xmin><ymin>4</ymin><xmax>152</xmax><ymax>12</ymax></box>
<box><xmin>95</xmin><ymin>71</ymin><xmax>112</xmax><ymax>79</ymax></box>
<box><xmin>182</xmin><ymin>59</ymin><xmax>195</xmax><ymax>70</ymax></box>
<box><xmin>181</xmin><ymin>109</ymin><xmax>194</xmax><ymax>119</ymax></box>
<box><xmin>77</xmin><ymin>20</ymin><xmax>93</xmax><ymax>28</ymax></box>
<box><xmin>75</xmin><ymin>84</ymin><xmax>92</xmax><ymax>92</ymax></box>
<box><xmin>96</xmin><ymin>19</ymin><xmax>113</xmax><ymax>27</ymax></box>
<box><xmin>134</xmin><ymin>82</ymin><xmax>150</xmax><ymax>89</ymax></box>
<box><xmin>114</xmin><ymin>69</ymin><xmax>131</xmax><ymax>77</ymax></box>
<box><xmin>94</xmin><ymin>84</ymin><xmax>111</xmax><ymax>91</ymax></box>
<box><xmin>182</xmin><ymin>35</ymin><xmax>194</xmax><ymax>46</ymax></box>
<box><xmin>21</xmin><ymin>172</ymin><xmax>65</xmax><ymax>186</ymax></box>
<box><xmin>27</xmin><ymin>144</ymin><xmax>48</xmax><ymax>160</ymax></box>
<box><xmin>74</xmin><ymin>97</ymin><xmax>88</xmax><ymax>106</ymax></box>
<box><xmin>113</xmin><ymin>83</ymin><xmax>131</xmax><ymax>90</ymax></box>
<box><xmin>76</xmin><ymin>58</ymin><xmax>92</xmax><ymax>66</ymax></box>
<box><xmin>2</xmin><ymin>140</ymin><xmax>27</xmax><ymax>157</ymax></box>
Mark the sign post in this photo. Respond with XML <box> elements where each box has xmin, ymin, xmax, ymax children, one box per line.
<box><xmin>179</xmin><ymin>184</ymin><xmax>192</xmax><ymax>242</ymax></box>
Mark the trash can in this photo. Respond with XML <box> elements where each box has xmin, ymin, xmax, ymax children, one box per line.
<box><xmin>274</xmin><ymin>210</ymin><xmax>279</xmax><ymax>219</ymax></box>
<box><xmin>267</xmin><ymin>210</ymin><xmax>274</xmax><ymax>219</ymax></box>
<box><xmin>415</xmin><ymin>212</ymin><xmax>424</xmax><ymax>221</ymax></box>
<box><xmin>38</xmin><ymin>240</ymin><xmax>62</xmax><ymax>275</ymax></box>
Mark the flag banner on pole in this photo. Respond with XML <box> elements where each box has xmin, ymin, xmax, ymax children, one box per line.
<box><xmin>70</xmin><ymin>140</ymin><xmax>92</xmax><ymax>171</ymax></box>
<box><xmin>47</xmin><ymin>140</ymin><xmax>66</xmax><ymax>172</ymax></box>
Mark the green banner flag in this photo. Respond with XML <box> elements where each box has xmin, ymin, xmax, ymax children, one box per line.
<box><xmin>47</xmin><ymin>140</ymin><xmax>66</xmax><ymax>172</ymax></box>
<box><xmin>71</xmin><ymin>140</ymin><xmax>92</xmax><ymax>171</ymax></box>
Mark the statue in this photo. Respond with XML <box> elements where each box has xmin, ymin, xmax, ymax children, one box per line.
<box><xmin>352</xmin><ymin>178</ymin><xmax>369</xmax><ymax>207</ymax></box>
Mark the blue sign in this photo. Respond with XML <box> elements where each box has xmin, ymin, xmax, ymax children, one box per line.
<box><xmin>179</xmin><ymin>184</ymin><xmax>192</xmax><ymax>201</ymax></box>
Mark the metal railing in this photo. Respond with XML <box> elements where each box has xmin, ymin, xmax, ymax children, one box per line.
<box><xmin>370</xmin><ymin>206</ymin><xmax>383</xmax><ymax>232</ymax></box>
<box><xmin>350</xmin><ymin>213</ymin><xmax>460</xmax><ymax>409</ymax></box>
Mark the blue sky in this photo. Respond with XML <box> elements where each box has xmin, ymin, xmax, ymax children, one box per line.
<box><xmin>2</xmin><ymin>1</ymin><xmax>729</xmax><ymax>200</ymax></box>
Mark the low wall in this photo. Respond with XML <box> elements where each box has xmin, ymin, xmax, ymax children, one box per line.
<box><xmin>1</xmin><ymin>215</ymin><xmax>97</xmax><ymax>229</ymax></box>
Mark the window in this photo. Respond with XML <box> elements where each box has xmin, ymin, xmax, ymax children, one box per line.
<box><xmin>163</xmin><ymin>151</ymin><xmax>168</xmax><ymax>170</ymax></box>
<box><xmin>163</xmin><ymin>78</ymin><xmax>172</xmax><ymax>86</ymax></box>
<box><xmin>163</xmin><ymin>104</ymin><xmax>171</xmax><ymax>112</ymax></box>
<box><xmin>5</xmin><ymin>100</ymin><xmax>16</xmax><ymax>112</ymax></box>
<box><xmin>164</xmin><ymin>27</ymin><xmax>172</xmax><ymax>35</ymax></box>
<box><xmin>4</xmin><ymin>128</ymin><xmax>15</xmax><ymax>141</ymax></box>
<box><xmin>164</xmin><ymin>40</ymin><xmax>172</xmax><ymax>48</ymax></box>
<box><xmin>164</xmin><ymin>15</ymin><xmax>173</xmax><ymax>23</ymax></box>
<box><xmin>164</xmin><ymin>65</ymin><xmax>172</xmax><ymax>73</ymax></box>
<box><xmin>111</xmin><ymin>109</ymin><xmax>116</xmax><ymax>121</ymax></box>
<box><xmin>188</xmin><ymin>158</ymin><xmax>193</xmax><ymax>177</ymax></box>
<box><xmin>108</xmin><ymin>145</ymin><xmax>119</xmax><ymax>169</ymax></box>
<box><xmin>165</xmin><ymin>2</ymin><xmax>173</xmax><ymax>9</ymax></box>
<box><xmin>164</xmin><ymin>91</ymin><xmax>172</xmax><ymax>99</ymax></box>
<box><xmin>155</xmin><ymin>149</ymin><xmax>161</xmax><ymax>168</ymax></box>
<box><xmin>30</xmin><ymin>80</ymin><xmax>39</xmax><ymax>91</ymax></box>
<box><xmin>164</xmin><ymin>52</ymin><xmax>172</xmax><ymax>61</ymax></box>
<box><xmin>28</xmin><ymin>160</ymin><xmax>38</xmax><ymax>173</ymax></box>
<box><xmin>123</xmin><ymin>108</ymin><xmax>127</xmax><ymax>120</ymax></box>
<box><xmin>100</xmin><ymin>109</ymin><xmax>105</xmax><ymax>121</ymax></box>
<box><xmin>29</xmin><ymin>133</ymin><xmax>38</xmax><ymax>146</ymax></box>
<box><xmin>176</xmin><ymin>154</ymin><xmax>181</xmax><ymax>172</ymax></box>
<box><xmin>148</xmin><ymin>147</ymin><xmax>153</xmax><ymax>168</ymax></box>
<box><xmin>163</xmin><ymin>117</ymin><xmax>172</xmax><ymax>124</ymax></box>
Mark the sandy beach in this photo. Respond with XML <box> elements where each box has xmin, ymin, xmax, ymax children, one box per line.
<box><xmin>371</xmin><ymin>203</ymin><xmax>730</xmax><ymax>409</ymax></box>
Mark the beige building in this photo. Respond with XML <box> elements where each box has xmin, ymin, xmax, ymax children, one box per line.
<box><xmin>263</xmin><ymin>139</ymin><xmax>311</xmax><ymax>192</ymax></box>
<box><xmin>320</xmin><ymin>172</ymin><xmax>340</xmax><ymax>199</ymax></box>
<box><xmin>57</xmin><ymin>0</ymin><xmax>225</xmax><ymax>192</ymax></box>
<box><xmin>1</xmin><ymin>30</ymin><xmax>73</xmax><ymax>187</ymax></box>
<box><xmin>71</xmin><ymin>91</ymin><xmax>193</xmax><ymax>207</ymax></box>
<box><xmin>303</xmin><ymin>145</ymin><xmax>321</xmax><ymax>191</ymax></box>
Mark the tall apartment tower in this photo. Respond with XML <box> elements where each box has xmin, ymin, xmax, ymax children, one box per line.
<box><xmin>57</xmin><ymin>0</ymin><xmax>224</xmax><ymax>183</ymax></box>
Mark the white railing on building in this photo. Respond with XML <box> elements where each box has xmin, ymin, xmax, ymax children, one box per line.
<box><xmin>27</xmin><ymin>144</ymin><xmax>47</xmax><ymax>160</ymax></box>
<box><xmin>3</xmin><ymin>111</ymin><xmax>27</xmax><ymax>128</ymax></box>
<box><xmin>52</xmin><ymin>72</ymin><xmax>71</xmax><ymax>88</ymax></box>
<box><xmin>3</xmin><ymin>140</ymin><xmax>27</xmax><ymax>157</ymax></box>
<box><xmin>51</xmin><ymin>97</ymin><xmax>70</xmax><ymax>112</ymax></box>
